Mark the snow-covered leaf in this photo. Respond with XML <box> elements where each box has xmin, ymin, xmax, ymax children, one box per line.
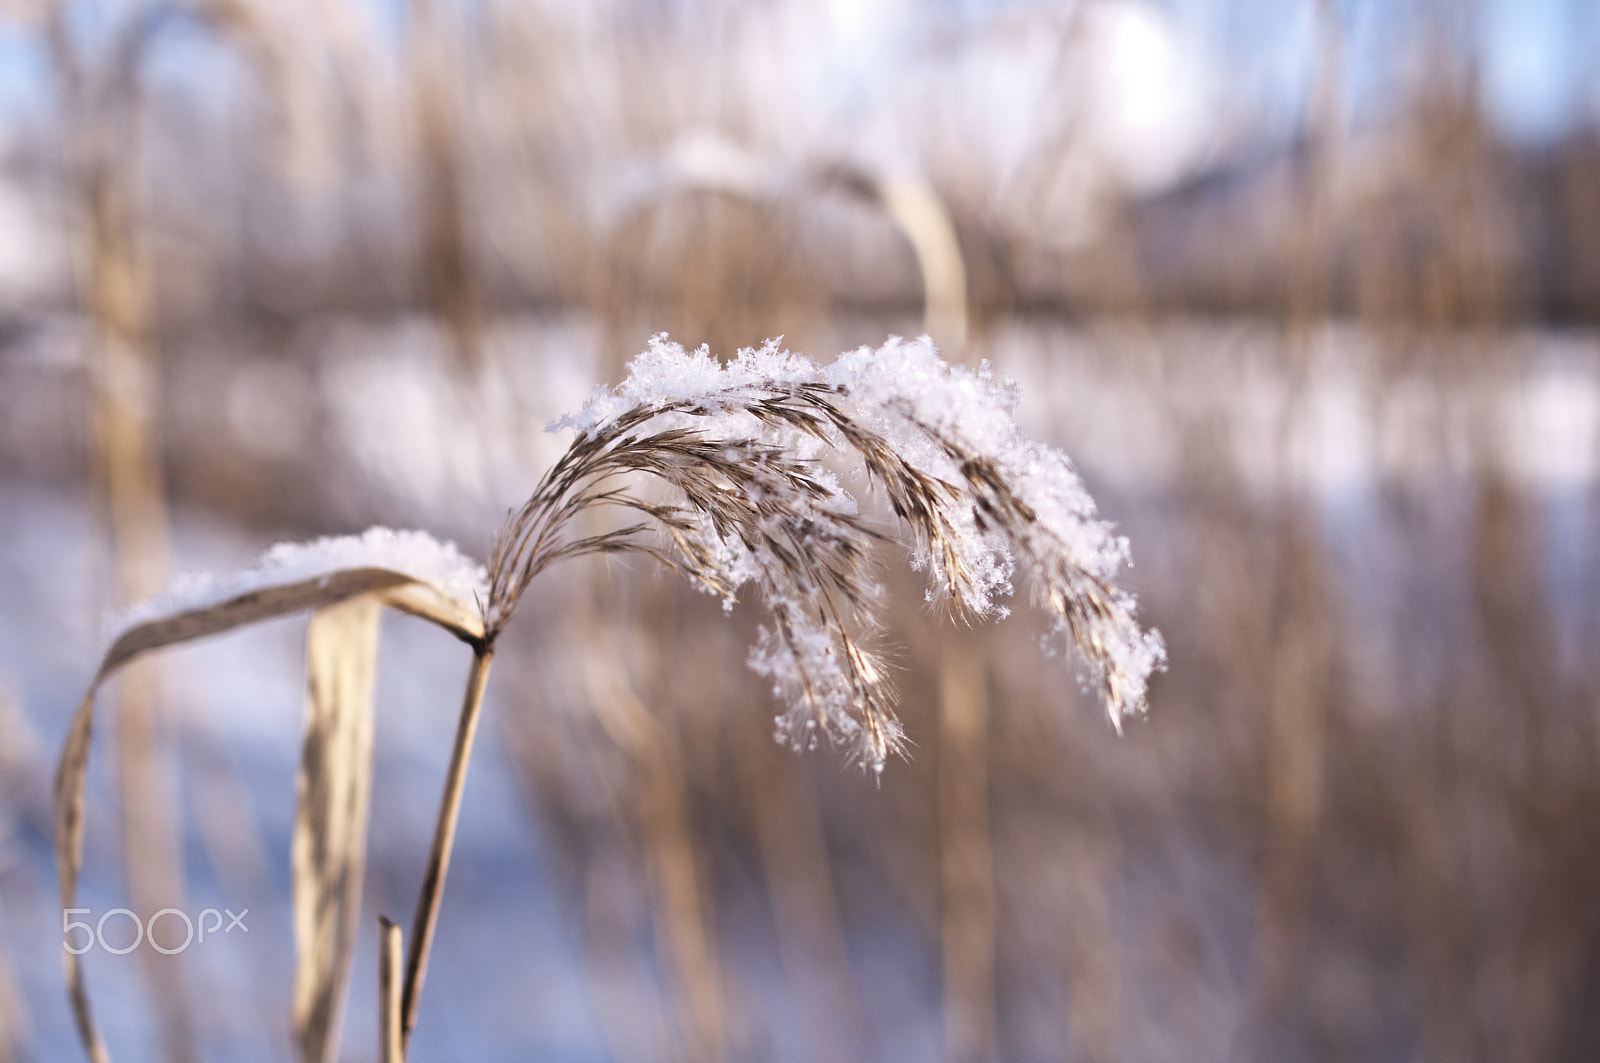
<box><xmin>55</xmin><ymin>530</ymin><xmax>485</xmax><ymax>1063</ymax></box>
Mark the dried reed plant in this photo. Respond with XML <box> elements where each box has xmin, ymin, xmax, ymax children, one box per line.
<box><xmin>56</xmin><ymin>336</ymin><xmax>1162</xmax><ymax>1061</ymax></box>
<box><xmin>488</xmin><ymin>337</ymin><xmax>1162</xmax><ymax>759</ymax></box>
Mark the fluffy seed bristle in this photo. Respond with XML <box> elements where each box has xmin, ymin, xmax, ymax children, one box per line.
<box><xmin>489</xmin><ymin>335</ymin><xmax>1165</xmax><ymax>771</ymax></box>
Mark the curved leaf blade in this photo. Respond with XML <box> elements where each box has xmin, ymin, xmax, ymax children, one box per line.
<box><xmin>292</xmin><ymin>596</ymin><xmax>381</xmax><ymax>1063</ymax></box>
<box><xmin>56</xmin><ymin>558</ymin><xmax>484</xmax><ymax>1063</ymax></box>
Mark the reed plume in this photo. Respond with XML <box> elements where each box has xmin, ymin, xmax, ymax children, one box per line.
<box><xmin>489</xmin><ymin>335</ymin><xmax>1165</xmax><ymax>772</ymax></box>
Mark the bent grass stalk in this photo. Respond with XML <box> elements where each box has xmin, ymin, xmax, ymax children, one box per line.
<box><xmin>55</xmin><ymin>336</ymin><xmax>1164</xmax><ymax>1061</ymax></box>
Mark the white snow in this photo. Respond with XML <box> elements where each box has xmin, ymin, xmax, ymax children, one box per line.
<box><xmin>110</xmin><ymin>527</ymin><xmax>488</xmax><ymax>638</ymax></box>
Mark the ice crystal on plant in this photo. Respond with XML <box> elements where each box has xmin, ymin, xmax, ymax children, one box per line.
<box><xmin>496</xmin><ymin>335</ymin><xmax>1164</xmax><ymax>772</ymax></box>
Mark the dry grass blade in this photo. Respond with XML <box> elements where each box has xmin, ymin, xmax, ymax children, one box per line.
<box><xmin>378</xmin><ymin>917</ymin><xmax>403</xmax><ymax>1063</ymax></box>
<box><xmin>875</xmin><ymin>175</ymin><xmax>969</xmax><ymax>349</ymax></box>
<box><xmin>55</xmin><ymin>555</ymin><xmax>484</xmax><ymax>1063</ymax></box>
<box><xmin>576</xmin><ymin>613</ymin><xmax>726</xmax><ymax>1060</ymax></box>
<box><xmin>293</xmin><ymin>596</ymin><xmax>383</xmax><ymax>1063</ymax></box>
<box><xmin>94</xmin><ymin>569</ymin><xmax>480</xmax><ymax>685</ymax></box>
<box><xmin>937</xmin><ymin>637</ymin><xmax>995</xmax><ymax>1063</ymax></box>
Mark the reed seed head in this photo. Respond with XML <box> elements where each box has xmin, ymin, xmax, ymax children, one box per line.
<box><xmin>488</xmin><ymin>335</ymin><xmax>1165</xmax><ymax>772</ymax></box>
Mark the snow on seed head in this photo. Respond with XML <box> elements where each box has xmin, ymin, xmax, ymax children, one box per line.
<box><xmin>508</xmin><ymin>335</ymin><xmax>1163</xmax><ymax>771</ymax></box>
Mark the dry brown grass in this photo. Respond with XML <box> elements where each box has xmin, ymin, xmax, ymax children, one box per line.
<box><xmin>10</xmin><ymin>2</ymin><xmax>1600</xmax><ymax>1060</ymax></box>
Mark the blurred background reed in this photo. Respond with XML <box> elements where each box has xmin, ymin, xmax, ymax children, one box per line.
<box><xmin>2</xmin><ymin>0</ymin><xmax>1600</xmax><ymax>1060</ymax></box>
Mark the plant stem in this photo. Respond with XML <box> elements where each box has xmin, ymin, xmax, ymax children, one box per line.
<box><xmin>379</xmin><ymin>917</ymin><xmax>403</xmax><ymax>1063</ymax></box>
<box><xmin>399</xmin><ymin>645</ymin><xmax>494</xmax><ymax>1052</ymax></box>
